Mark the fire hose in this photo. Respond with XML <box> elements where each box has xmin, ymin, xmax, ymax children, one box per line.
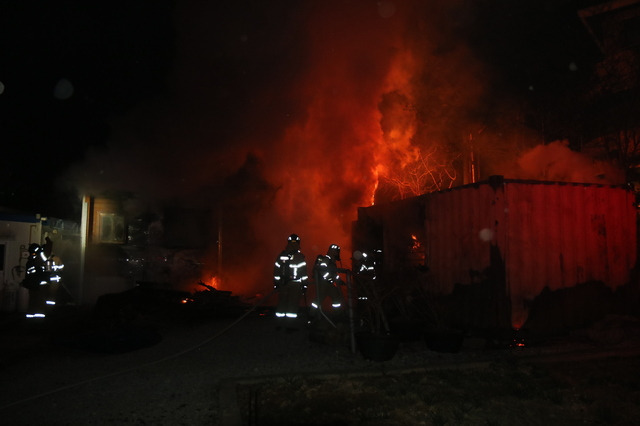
<box><xmin>313</xmin><ymin>266</ymin><xmax>357</xmax><ymax>354</ymax></box>
<box><xmin>0</xmin><ymin>287</ymin><xmax>278</xmax><ymax>411</ymax></box>
<box><xmin>313</xmin><ymin>267</ymin><xmax>337</xmax><ymax>329</ymax></box>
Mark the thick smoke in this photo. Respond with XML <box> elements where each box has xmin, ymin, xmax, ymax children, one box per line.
<box><xmin>64</xmin><ymin>1</ymin><xmax>621</xmax><ymax>298</ymax></box>
<box><xmin>500</xmin><ymin>140</ymin><xmax>626</xmax><ymax>184</ymax></box>
<box><xmin>65</xmin><ymin>1</ymin><xmax>434</xmax><ymax>296</ymax></box>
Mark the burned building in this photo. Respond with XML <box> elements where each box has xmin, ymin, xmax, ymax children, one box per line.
<box><xmin>352</xmin><ymin>175</ymin><xmax>638</xmax><ymax>334</ymax></box>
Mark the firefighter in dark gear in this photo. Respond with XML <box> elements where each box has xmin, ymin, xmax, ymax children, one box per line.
<box><xmin>352</xmin><ymin>249</ymin><xmax>381</xmax><ymax>305</ymax></box>
<box><xmin>21</xmin><ymin>242</ymin><xmax>64</xmax><ymax>319</ymax></box>
<box><xmin>273</xmin><ymin>234</ymin><xmax>309</xmax><ymax>321</ymax></box>
<box><xmin>311</xmin><ymin>244</ymin><xmax>345</xmax><ymax>318</ymax></box>
<box><xmin>22</xmin><ymin>243</ymin><xmax>49</xmax><ymax>291</ymax></box>
<box><xmin>355</xmin><ymin>249</ymin><xmax>380</xmax><ymax>277</ymax></box>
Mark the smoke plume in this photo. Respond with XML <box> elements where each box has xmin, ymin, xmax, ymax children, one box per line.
<box><xmin>63</xmin><ymin>1</ymin><xmax>623</xmax><ymax>297</ymax></box>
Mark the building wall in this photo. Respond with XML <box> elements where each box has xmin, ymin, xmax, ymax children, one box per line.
<box><xmin>82</xmin><ymin>196</ymin><xmax>133</xmax><ymax>306</ymax></box>
<box><xmin>0</xmin><ymin>217</ymin><xmax>42</xmax><ymax>279</ymax></box>
<box><xmin>90</xmin><ymin>198</ymin><xmax>126</xmax><ymax>244</ymax></box>
<box><xmin>0</xmin><ymin>215</ymin><xmax>43</xmax><ymax>311</ymax></box>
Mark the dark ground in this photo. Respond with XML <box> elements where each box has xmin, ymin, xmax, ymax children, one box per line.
<box><xmin>0</xmin><ymin>305</ymin><xmax>639</xmax><ymax>425</ymax></box>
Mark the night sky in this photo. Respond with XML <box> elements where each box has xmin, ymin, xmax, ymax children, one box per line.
<box><xmin>0</xmin><ymin>1</ymin><xmax>604</xmax><ymax>212</ymax></box>
<box><xmin>1</xmin><ymin>1</ymin><xmax>174</xmax><ymax>217</ymax></box>
<box><xmin>0</xmin><ymin>1</ymin><xmax>609</xmax><ymax>289</ymax></box>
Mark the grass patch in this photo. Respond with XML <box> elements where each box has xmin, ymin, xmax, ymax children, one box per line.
<box><xmin>236</xmin><ymin>355</ymin><xmax>640</xmax><ymax>425</ymax></box>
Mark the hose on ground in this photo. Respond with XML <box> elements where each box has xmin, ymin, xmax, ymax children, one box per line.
<box><xmin>0</xmin><ymin>288</ymin><xmax>277</xmax><ymax>411</ymax></box>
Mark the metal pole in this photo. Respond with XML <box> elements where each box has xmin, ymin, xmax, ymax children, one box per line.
<box><xmin>338</xmin><ymin>267</ymin><xmax>356</xmax><ymax>353</ymax></box>
<box><xmin>217</xmin><ymin>205</ymin><xmax>223</xmax><ymax>287</ymax></box>
<box><xmin>79</xmin><ymin>195</ymin><xmax>90</xmax><ymax>306</ymax></box>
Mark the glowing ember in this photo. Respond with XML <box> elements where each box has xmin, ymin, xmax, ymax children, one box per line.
<box><xmin>510</xmin><ymin>329</ymin><xmax>527</xmax><ymax>348</ymax></box>
<box><xmin>410</xmin><ymin>234</ymin><xmax>422</xmax><ymax>251</ymax></box>
<box><xmin>201</xmin><ymin>276</ymin><xmax>219</xmax><ymax>290</ymax></box>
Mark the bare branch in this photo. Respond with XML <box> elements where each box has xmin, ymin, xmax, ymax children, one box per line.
<box><xmin>380</xmin><ymin>147</ymin><xmax>458</xmax><ymax>198</ymax></box>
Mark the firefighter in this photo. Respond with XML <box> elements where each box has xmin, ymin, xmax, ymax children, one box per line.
<box><xmin>43</xmin><ymin>235</ymin><xmax>53</xmax><ymax>258</ymax></box>
<box><xmin>21</xmin><ymin>242</ymin><xmax>64</xmax><ymax>319</ymax></box>
<box><xmin>273</xmin><ymin>233</ymin><xmax>309</xmax><ymax>326</ymax></box>
<box><xmin>352</xmin><ymin>249</ymin><xmax>382</xmax><ymax>309</ymax></box>
<box><xmin>22</xmin><ymin>244</ymin><xmax>48</xmax><ymax>289</ymax></box>
<box><xmin>311</xmin><ymin>244</ymin><xmax>345</xmax><ymax>319</ymax></box>
<box><xmin>21</xmin><ymin>243</ymin><xmax>50</xmax><ymax>319</ymax></box>
<box><xmin>354</xmin><ymin>249</ymin><xmax>381</xmax><ymax>277</ymax></box>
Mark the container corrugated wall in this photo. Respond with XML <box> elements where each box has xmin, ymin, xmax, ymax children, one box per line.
<box><xmin>425</xmin><ymin>183</ymin><xmax>501</xmax><ymax>294</ymax></box>
<box><xmin>504</xmin><ymin>182</ymin><xmax>637</xmax><ymax>327</ymax></box>
<box><xmin>355</xmin><ymin>178</ymin><xmax>638</xmax><ymax>329</ymax></box>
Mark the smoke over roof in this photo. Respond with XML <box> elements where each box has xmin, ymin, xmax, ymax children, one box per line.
<box><xmin>62</xmin><ymin>1</ymin><xmax>623</xmax><ymax>296</ymax></box>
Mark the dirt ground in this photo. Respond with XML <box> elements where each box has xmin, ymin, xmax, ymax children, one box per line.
<box><xmin>1</xmin><ymin>307</ymin><xmax>639</xmax><ymax>426</ymax></box>
<box><xmin>237</xmin><ymin>353</ymin><xmax>640</xmax><ymax>425</ymax></box>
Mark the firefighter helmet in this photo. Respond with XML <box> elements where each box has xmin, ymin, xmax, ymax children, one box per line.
<box><xmin>327</xmin><ymin>244</ymin><xmax>341</xmax><ymax>261</ymax></box>
<box><xmin>288</xmin><ymin>233</ymin><xmax>300</xmax><ymax>242</ymax></box>
<box><xmin>28</xmin><ymin>243</ymin><xmax>42</xmax><ymax>255</ymax></box>
<box><xmin>286</xmin><ymin>233</ymin><xmax>301</xmax><ymax>252</ymax></box>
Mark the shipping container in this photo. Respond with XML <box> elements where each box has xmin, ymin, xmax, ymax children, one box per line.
<box><xmin>352</xmin><ymin>176</ymin><xmax>638</xmax><ymax>331</ymax></box>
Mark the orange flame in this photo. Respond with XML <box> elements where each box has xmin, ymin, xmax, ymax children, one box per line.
<box><xmin>410</xmin><ymin>234</ymin><xmax>422</xmax><ymax>250</ymax></box>
<box><xmin>202</xmin><ymin>276</ymin><xmax>219</xmax><ymax>290</ymax></box>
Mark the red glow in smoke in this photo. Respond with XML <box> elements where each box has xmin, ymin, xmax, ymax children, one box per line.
<box><xmin>259</xmin><ymin>4</ymin><xmax>425</xmax><ymax>242</ymax></box>
<box><xmin>67</xmin><ymin>1</ymin><xmax>626</xmax><ymax>301</ymax></box>
<box><xmin>66</xmin><ymin>2</ymin><xmax>508</xmax><ymax>298</ymax></box>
